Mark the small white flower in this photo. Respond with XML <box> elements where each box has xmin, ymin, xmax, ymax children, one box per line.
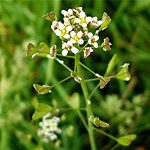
<box><xmin>83</xmin><ymin>47</ymin><xmax>93</xmax><ymax>58</ymax></box>
<box><xmin>51</xmin><ymin>21</ymin><xmax>59</xmax><ymax>31</ymax></box>
<box><xmin>49</xmin><ymin>133</ymin><xmax>57</xmax><ymax>141</ymax></box>
<box><xmin>61</xmin><ymin>9</ymin><xmax>74</xmax><ymax>22</ymax></box>
<box><xmin>87</xmin><ymin>32</ymin><xmax>99</xmax><ymax>48</ymax></box>
<box><xmin>91</xmin><ymin>17</ymin><xmax>102</xmax><ymax>28</ymax></box>
<box><xmin>70</xmin><ymin>31</ymin><xmax>84</xmax><ymax>45</ymax></box>
<box><xmin>62</xmin><ymin>41</ymin><xmax>79</xmax><ymax>55</ymax></box>
<box><xmin>102</xmin><ymin>37</ymin><xmax>112</xmax><ymax>51</ymax></box>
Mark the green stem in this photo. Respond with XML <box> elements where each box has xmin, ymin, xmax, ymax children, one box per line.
<box><xmin>85</xmin><ymin>78</ymin><xmax>99</xmax><ymax>82</ymax></box>
<box><xmin>56</xmin><ymin>54</ymin><xmax>75</xmax><ymax>59</ymax></box>
<box><xmin>94</xmin><ymin>128</ymin><xmax>117</xmax><ymax>141</ymax></box>
<box><xmin>51</xmin><ymin>76</ymin><xmax>71</xmax><ymax>89</ymax></box>
<box><xmin>79</xmin><ymin>62</ymin><xmax>96</xmax><ymax>76</ymax></box>
<box><xmin>75</xmin><ymin>54</ymin><xmax>96</xmax><ymax>150</ymax></box>
<box><xmin>77</xmin><ymin>110</ymin><xmax>88</xmax><ymax>131</ymax></box>
<box><xmin>55</xmin><ymin>58</ymin><xmax>72</xmax><ymax>72</ymax></box>
<box><xmin>88</xmin><ymin>83</ymin><xmax>100</xmax><ymax>100</ymax></box>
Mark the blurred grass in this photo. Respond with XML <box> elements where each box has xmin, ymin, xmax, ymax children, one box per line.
<box><xmin>0</xmin><ymin>0</ymin><xmax>150</xmax><ymax>150</ymax></box>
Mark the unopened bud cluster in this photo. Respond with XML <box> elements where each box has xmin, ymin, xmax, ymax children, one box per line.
<box><xmin>37</xmin><ymin>113</ymin><xmax>61</xmax><ymax>142</ymax></box>
<box><xmin>51</xmin><ymin>7</ymin><xmax>111</xmax><ymax>58</ymax></box>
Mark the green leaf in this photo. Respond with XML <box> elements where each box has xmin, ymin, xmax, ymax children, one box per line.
<box><xmin>89</xmin><ymin>115</ymin><xmax>109</xmax><ymax>128</ymax></box>
<box><xmin>33</xmin><ymin>84</ymin><xmax>51</xmax><ymax>94</ymax></box>
<box><xmin>105</xmin><ymin>54</ymin><xmax>118</xmax><ymax>76</ymax></box>
<box><xmin>32</xmin><ymin>110</ymin><xmax>48</xmax><ymax>121</ymax></box>
<box><xmin>117</xmin><ymin>134</ymin><xmax>137</xmax><ymax>146</ymax></box>
<box><xmin>99</xmin><ymin>77</ymin><xmax>111</xmax><ymax>89</ymax></box>
<box><xmin>26</xmin><ymin>43</ymin><xmax>38</xmax><ymax>58</ymax></box>
<box><xmin>114</xmin><ymin>63</ymin><xmax>131</xmax><ymax>81</ymax></box>
<box><xmin>99</xmin><ymin>12</ymin><xmax>111</xmax><ymax>31</ymax></box>
<box><xmin>38</xmin><ymin>42</ymin><xmax>49</xmax><ymax>54</ymax></box>
<box><xmin>32</xmin><ymin>102</ymin><xmax>53</xmax><ymax>121</ymax></box>
<box><xmin>42</xmin><ymin>11</ymin><xmax>56</xmax><ymax>21</ymax></box>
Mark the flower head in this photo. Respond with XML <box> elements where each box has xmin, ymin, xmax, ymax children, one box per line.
<box><xmin>37</xmin><ymin>113</ymin><xmax>61</xmax><ymax>142</ymax></box>
<box><xmin>50</xmin><ymin>7</ymin><xmax>111</xmax><ymax>57</ymax></box>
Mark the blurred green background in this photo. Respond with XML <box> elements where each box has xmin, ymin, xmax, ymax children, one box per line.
<box><xmin>0</xmin><ymin>0</ymin><xmax>150</xmax><ymax>150</ymax></box>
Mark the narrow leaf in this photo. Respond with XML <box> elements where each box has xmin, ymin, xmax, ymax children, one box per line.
<box><xmin>42</xmin><ymin>11</ymin><xmax>56</xmax><ymax>21</ymax></box>
<box><xmin>105</xmin><ymin>54</ymin><xmax>118</xmax><ymax>76</ymax></box>
<box><xmin>117</xmin><ymin>134</ymin><xmax>137</xmax><ymax>146</ymax></box>
<box><xmin>100</xmin><ymin>77</ymin><xmax>111</xmax><ymax>89</ymax></box>
<box><xmin>33</xmin><ymin>84</ymin><xmax>51</xmax><ymax>94</ymax></box>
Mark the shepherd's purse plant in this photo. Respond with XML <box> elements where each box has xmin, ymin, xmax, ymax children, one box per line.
<box><xmin>27</xmin><ymin>7</ymin><xmax>136</xmax><ymax>150</ymax></box>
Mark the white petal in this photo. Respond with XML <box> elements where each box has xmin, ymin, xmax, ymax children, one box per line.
<box><xmin>62</xmin><ymin>49</ymin><xmax>68</xmax><ymax>56</ymax></box>
<box><xmin>88</xmin><ymin>39</ymin><xmax>92</xmax><ymax>44</ymax></box>
<box><xmin>93</xmin><ymin>17</ymin><xmax>98</xmax><ymax>21</ymax></box>
<box><xmin>55</xmin><ymin>29</ymin><xmax>61</xmax><ymax>36</ymax></box>
<box><xmin>81</xmin><ymin>23</ymin><xmax>87</xmax><ymax>28</ymax></box>
<box><xmin>95</xmin><ymin>30</ymin><xmax>99</xmax><ymax>34</ymax></box>
<box><xmin>67</xmin><ymin>40</ymin><xmax>73</xmax><ymax>46</ymax></box>
<box><xmin>62</xmin><ymin>42</ymin><xmax>67</xmax><ymax>49</ymax></box>
<box><xmin>86</xmin><ymin>16</ymin><xmax>92</xmax><ymax>23</ymax></box>
<box><xmin>94</xmin><ymin>35</ymin><xmax>99</xmax><ymax>41</ymax></box>
<box><xmin>90</xmin><ymin>48</ymin><xmax>93</xmax><ymax>52</ymax></box>
<box><xmin>52</xmin><ymin>20</ymin><xmax>57</xmax><ymax>25</ymax></box>
<box><xmin>58</xmin><ymin>22</ymin><xmax>65</xmax><ymax>30</ymax></box>
<box><xmin>51</xmin><ymin>24</ymin><xmax>54</xmax><ymax>30</ymax></box>
<box><xmin>64</xmin><ymin>34</ymin><xmax>70</xmax><ymax>39</ymax></box>
<box><xmin>64</xmin><ymin>17</ymin><xmax>69</xmax><ymax>22</ymax></box>
<box><xmin>71</xmin><ymin>47</ymin><xmax>79</xmax><ymax>54</ymax></box>
<box><xmin>98</xmin><ymin>20</ymin><xmax>102</xmax><ymax>25</ymax></box>
<box><xmin>66</xmin><ymin>25</ymin><xmax>73</xmax><ymax>32</ymax></box>
<box><xmin>68</xmin><ymin>9</ymin><xmax>73</xmax><ymax>15</ymax></box>
<box><xmin>70</xmin><ymin>38</ymin><xmax>76</xmax><ymax>43</ymax></box>
<box><xmin>87</xmin><ymin>32</ymin><xmax>93</xmax><ymax>38</ymax></box>
<box><xmin>75</xmin><ymin>18</ymin><xmax>80</xmax><ymax>23</ymax></box>
<box><xmin>61</xmin><ymin>10</ymin><xmax>67</xmax><ymax>16</ymax></box>
<box><xmin>78</xmin><ymin>39</ymin><xmax>84</xmax><ymax>45</ymax></box>
<box><xmin>77</xmin><ymin>31</ymin><xmax>83</xmax><ymax>37</ymax></box>
<box><xmin>93</xmin><ymin>42</ymin><xmax>98</xmax><ymax>48</ymax></box>
<box><xmin>80</xmin><ymin>12</ymin><xmax>86</xmax><ymax>18</ymax></box>
<box><xmin>70</xmin><ymin>31</ymin><xmax>76</xmax><ymax>37</ymax></box>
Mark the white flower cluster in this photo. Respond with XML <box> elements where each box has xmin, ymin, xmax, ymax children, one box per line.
<box><xmin>51</xmin><ymin>7</ymin><xmax>103</xmax><ymax>57</ymax></box>
<box><xmin>37</xmin><ymin>113</ymin><xmax>61</xmax><ymax>143</ymax></box>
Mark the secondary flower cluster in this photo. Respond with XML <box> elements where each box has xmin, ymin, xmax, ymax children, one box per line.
<box><xmin>37</xmin><ymin>113</ymin><xmax>61</xmax><ymax>143</ymax></box>
<box><xmin>51</xmin><ymin>7</ymin><xmax>111</xmax><ymax>57</ymax></box>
